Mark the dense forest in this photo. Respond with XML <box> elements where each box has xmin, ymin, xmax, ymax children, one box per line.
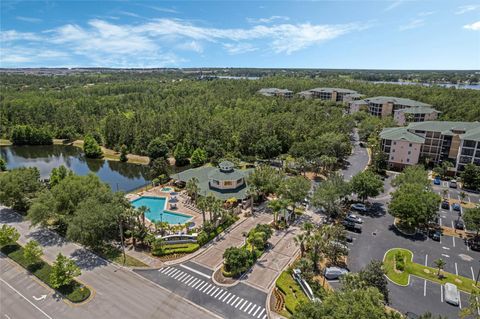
<box><xmin>1</xmin><ymin>73</ymin><xmax>479</xmax><ymax>162</ymax></box>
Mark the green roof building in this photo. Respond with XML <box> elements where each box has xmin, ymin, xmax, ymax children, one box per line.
<box><xmin>172</xmin><ymin>161</ymin><xmax>254</xmax><ymax>200</ymax></box>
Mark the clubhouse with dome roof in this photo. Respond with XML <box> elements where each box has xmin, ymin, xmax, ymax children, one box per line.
<box><xmin>172</xmin><ymin>161</ymin><xmax>254</xmax><ymax>201</ymax></box>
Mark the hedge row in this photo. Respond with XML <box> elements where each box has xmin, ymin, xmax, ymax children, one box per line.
<box><xmin>1</xmin><ymin>243</ymin><xmax>91</xmax><ymax>303</ymax></box>
<box><xmin>152</xmin><ymin>243</ymin><xmax>199</xmax><ymax>256</ymax></box>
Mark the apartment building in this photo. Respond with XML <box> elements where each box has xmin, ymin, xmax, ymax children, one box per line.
<box><xmin>298</xmin><ymin>88</ymin><xmax>362</xmax><ymax>102</ymax></box>
<box><xmin>258</xmin><ymin>88</ymin><xmax>293</xmax><ymax>98</ymax></box>
<box><xmin>380</xmin><ymin>121</ymin><xmax>480</xmax><ymax>171</ymax></box>
<box><xmin>350</xmin><ymin>96</ymin><xmax>440</xmax><ymax>125</ymax></box>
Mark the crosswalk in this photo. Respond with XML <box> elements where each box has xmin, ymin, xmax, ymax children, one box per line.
<box><xmin>159</xmin><ymin>266</ymin><xmax>267</xmax><ymax>319</ymax></box>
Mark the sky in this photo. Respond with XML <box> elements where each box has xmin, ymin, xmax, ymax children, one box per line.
<box><xmin>1</xmin><ymin>0</ymin><xmax>479</xmax><ymax>69</ymax></box>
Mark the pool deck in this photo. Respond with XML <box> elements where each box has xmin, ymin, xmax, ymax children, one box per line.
<box><xmin>126</xmin><ymin>187</ymin><xmax>204</xmax><ymax>228</ymax></box>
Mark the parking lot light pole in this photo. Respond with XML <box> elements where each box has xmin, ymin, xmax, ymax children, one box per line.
<box><xmin>476</xmin><ymin>262</ymin><xmax>480</xmax><ymax>286</ymax></box>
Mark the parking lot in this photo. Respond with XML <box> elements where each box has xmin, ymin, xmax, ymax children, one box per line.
<box><xmin>343</xmin><ymin>176</ymin><xmax>480</xmax><ymax>318</ymax></box>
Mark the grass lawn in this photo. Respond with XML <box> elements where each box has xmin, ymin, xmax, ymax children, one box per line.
<box><xmin>275</xmin><ymin>270</ymin><xmax>309</xmax><ymax>317</ymax></box>
<box><xmin>97</xmin><ymin>246</ymin><xmax>148</xmax><ymax>267</ymax></box>
<box><xmin>1</xmin><ymin>243</ymin><xmax>91</xmax><ymax>303</ymax></box>
<box><xmin>384</xmin><ymin>248</ymin><xmax>480</xmax><ymax>294</ymax></box>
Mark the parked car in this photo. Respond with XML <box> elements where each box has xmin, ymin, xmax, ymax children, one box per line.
<box><xmin>324</xmin><ymin>267</ymin><xmax>349</xmax><ymax>280</ymax></box>
<box><xmin>345</xmin><ymin>235</ymin><xmax>353</xmax><ymax>243</ymax></box>
<box><xmin>345</xmin><ymin>213</ymin><xmax>363</xmax><ymax>224</ymax></box>
<box><xmin>405</xmin><ymin>312</ymin><xmax>420</xmax><ymax>319</ymax></box>
<box><xmin>449</xmin><ymin>179</ymin><xmax>458</xmax><ymax>188</ymax></box>
<box><xmin>444</xmin><ymin>283</ymin><xmax>460</xmax><ymax>306</ymax></box>
<box><xmin>350</xmin><ymin>203</ymin><xmax>368</xmax><ymax>213</ymax></box>
<box><xmin>452</xmin><ymin>203</ymin><xmax>461</xmax><ymax>211</ymax></box>
<box><xmin>434</xmin><ymin>177</ymin><xmax>441</xmax><ymax>185</ymax></box>
<box><xmin>429</xmin><ymin>229</ymin><xmax>442</xmax><ymax>241</ymax></box>
<box><xmin>441</xmin><ymin>201</ymin><xmax>450</xmax><ymax>210</ymax></box>
<box><xmin>342</xmin><ymin>220</ymin><xmax>362</xmax><ymax>233</ymax></box>
<box><xmin>455</xmin><ymin>219</ymin><xmax>465</xmax><ymax>230</ymax></box>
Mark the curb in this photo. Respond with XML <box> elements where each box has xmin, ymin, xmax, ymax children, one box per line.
<box><xmin>382</xmin><ymin>248</ymin><xmax>412</xmax><ymax>287</ymax></box>
<box><xmin>211</xmin><ymin>264</ymin><xmax>239</xmax><ymax>287</ymax></box>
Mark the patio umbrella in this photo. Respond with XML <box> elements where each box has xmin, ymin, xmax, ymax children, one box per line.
<box><xmin>170</xmin><ymin>192</ymin><xmax>178</xmax><ymax>196</ymax></box>
<box><xmin>169</xmin><ymin>197</ymin><xmax>178</xmax><ymax>203</ymax></box>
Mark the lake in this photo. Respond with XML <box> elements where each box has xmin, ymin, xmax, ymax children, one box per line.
<box><xmin>371</xmin><ymin>81</ymin><xmax>480</xmax><ymax>90</ymax></box>
<box><xmin>1</xmin><ymin>144</ymin><xmax>150</xmax><ymax>192</ymax></box>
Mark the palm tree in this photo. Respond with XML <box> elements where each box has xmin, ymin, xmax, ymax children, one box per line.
<box><xmin>205</xmin><ymin>193</ymin><xmax>216</xmax><ymax>221</ymax></box>
<box><xmin>460</xmin><ymin>191</ymin><xmax>467</xmax><ymax>204</ymax></box>
<box><xmin>434</xmin><ymin>258</ymin><xmax>446</xmax><ymax>278</ymax></box>
<box><xmin>246</xmin><ymin>186</ymin><xmax>257</xmax><ymax>216</ymax></box>
<box><xmin>211</xmin><ymin>199</ymin><xmax>223</xmax><ymax>226</ymax></box>
<box><xmin>137</xmin><ymin>205</ymin><xmax>148</xmax><ymax>228</ymax></box>
<box><xmin>197</xmin><ymin>197</ymin><xmax>208</xmax><ymax>224</ymax></box>
<box><xmin>186</xmin><ymin>177</ymin><xmax>199</xmax><ymax>204</ymax></box>
<box><xmin>294</xmin><ymin>233</ymin><xmax>307</xmax><ymax>257</ymax></box>
<box><xmin>307</xmin><ymin>230</ymin><xmax>326</xmax><ymax>273</ymax></box>
<box><xmin>267</xmin><ymin>199</ymin><xmax>289</xmax><ymax>224</ymax></box>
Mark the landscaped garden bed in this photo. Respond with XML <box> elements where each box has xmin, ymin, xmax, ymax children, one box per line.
<box><xmin>274</xmin><ymin>270</ymin><xmax>309</xmax><ymax>317</ymax></box>
<box><xmin>0</xmin><ymin>243</ymin><xmax>91</xmax><ymax>303</ymax></box>
<box><xmin>384</xmin><ymin>248</ymin><xmax>480</xmax><ymax>293</ymax></box>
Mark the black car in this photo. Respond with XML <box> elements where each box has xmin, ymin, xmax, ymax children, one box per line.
<box><xmin>345</xmin><ymin>235</ymin><xmax>353</xmax><ymax>243</ymax></box>
<box><xmin>455</xmin><ymin>219</ymin><xmax>465</xmax><ymax>230</ymax></box>
<box><xmin>441</xmin><ymin>201</ymin><xmax>450</xmax><ymax>210</ymax></box>
<box><xmin>429</xmin><ymin>229</ymin><xmax>442</xmax><ymax>241</ymax></box>
<box><xmin>342</xmin><ymin>220</ymin><xmax>362</xmax><ymax>233</ymax></box>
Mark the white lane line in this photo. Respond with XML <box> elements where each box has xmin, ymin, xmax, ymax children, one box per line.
<box><xmin>453</xmin><ymin>236</ymin><xmax>456</xmax><ymax>248</ymax></box>
<box><xmin>213</xmin><ymin>288</ymin><xmax>223</xmax><ymax>297</ymax></box>
<box><xmin>176</xmin><ymin>273</ymin><xmax>188</xmax><ymax>281</ymax></box>
<box><xmin>172</xmin><ymin>270</ymin><xmax>184</xmax><ymax>279</ymax></box>
<box><xmin>163</xmin><ymin>267</ymin><xmax>175</xmax><ymax>275</ymax></box>
<box><xmin>183</xmin><ymin>276</ymin><xmax>194</xmax><ymax>284</ymax></box>
<box><xmin>455</xmin><ymin>262</ymin><xmax>458</xmax><ymax>276</ymax></box>
<box><xmin>200</xmin><ymin>283</ymin><xmax>212</xmax><ymax>293</ymax></box>
<box><xmin>249</xmin><ymin>305</ymin><xmax>258</xmax><ymax>315</ymax></box>
<box><xmin>0</xmin><ymin>278</ymin><xmax>54</xmax><ymax>319</ymax></box>
<box><xmin>221</xmin><ymin>292</ymin><xmax>232</xmax><ymax>302</ymax></box>
<box><xmin>451</xmin><ymin>220</ymin><xmax>454</xmax><ymax>229</ymax></box>
<box><xmin>257</xmin><ymin>308</ymin><xmax>266</xmax><ymax>318</ymax></box>
<box><xmin>244</xmin><ymin>302</ymin><xmax>253</xmax><ymax>312</ymax></box>
<box><xmin>179</xmin><ymin>264</ymin><xmax>211</xmax><ymax>279</ymax></box>
<box><xmin>459</xmin><ymin>293</ymin><xmax>462</xmax><ymax>309</ymax></box>
<box><xmin>442</xmin><ymin>254</ymin><xmax>450</xmax><ymax>258</ymax></box>
<box><xmin>467</xmin><ymin>244</ymin><xmax>470</xmax><ymax>251</ymax></box>
<box><xmin>262</xmin><ymin>314</ymin><xmax>267</xmax><ymax>319</ymax></box>
<box><xmin>425</xmin><ymin>254</ymin><xmax>428</xmax><ymax>266</ymax></box>
<box><xmin>424</xmin><ymin>280</ymin><xmax>427</xmax><ymax>296</ymax></box>
<box><xmin>168</xmin><ymin>269</ymin><xmax>180</xmax><ymax>277</ymax></box>
<box><xmin>439</xmin><ymin>217</ymin><xmax>442</xmax><ymax>228</ymax></box>
<box><xmin>234</xmin><ymin>298</ymin><xmax>244</xmax><ymax>308</ymax></box>
<box><xmin>192</xmin><ymin>280</ymin><xmax>204</xmax><ymax>289</ymax></box>
<box><xmin>205</xmin><ymin>285</ymin><xmax>216</xmax><ymax>294</ymax></box>
<box><xmin>442</xmin><ymin>246</ymin><xmax>450</xmax><ymax>250</ymax></box>
<box><xmin>441</xmin><ymin>285</ymin><xmax>444</xmax><ymax>303</ymax></box>
<box><xmin>196</xmin><ymin>281</ymin><xmax>208</xmax><ymax>291</ymax></box>
<box><xmin>208</xmin><ymin>287</ymin><xmax>220</xmax><ymax>296</ymax></box>
<box><xmin>252</xmin><ymin>306</ymin><xmax>261</xmax><ymax>317</ymax></box>
<box><xmin>228</xmin><ymin>295</ymin><xmax>238</xmax><ymax>305</ymax></box>
<box><xmin>472</xmin><ymin>267</ymin><xmax>475</xmax><ymax>280</ymax></box>
<box><xmin>239</xmin><ymin>300</ymin><xmax>249</xmax><ymax>311</ymax></box>
<box><xmin>188</xmin><ymin>278</ymin><xmax>199</xmax><ymax>286</ymax></box>
<box><xmin>217</xmin><ymin>290</ymin><xmax>228</xmax><ymax>300</ymax></box>
<box><xmin>160</xmin><ymin>267</ymin><xmax>171</xmax><ymax>273</ymax></box>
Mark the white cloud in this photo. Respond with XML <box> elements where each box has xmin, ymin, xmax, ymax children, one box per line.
<box><xmin>384</xmin><ymin>1</ymin><xmax>403</xmax><ymax>12</ymax></box>
<box><xmin>246</xmin><ymin>16</ymin><xmax>290</xmax><ymax>24</ymax></box>
<box><xmin>464</xmin><ymin>21</ymin><xmax>480</xmax><ymax>31</ymax></box>
<box><xmin>399</xmin><ymin>19</ymin><xmax>425</xmax><ymax>31</ymax></box>
<box><xmin>117</xmin><ymin>11</ymin><xmax>142</xmax><ymax>18</ymax></box>
<box><xmin>1</xmin><ymin>30</ymin><xmax>41</xmax><ymax>42</ymax></box>
<box><xmin>16</xmin><ymin>16</ymin><xmax>42</xmax><ymax>23</ymax></box>
<box><xmin>418</xmin><ymin>11</ymin><xmax>434</xmax><ymax>17</ymax></box>
<box><xmin>223</xmin><ymin>43</ymin><xmax>257</xmax><ymax>55</ymax></box>
<box><xmin>456</xmin><ymin>5</ymin><xmax>479</xmax><ymax>15</ymax></box>
<box><xmin>177</xmin><ymin>41</ymin><xmax>203</xmax><ymax>53</ymax></box>
<box><xmin>145</xmin><ymin>6</ymin><xmax>178</xmax><ymax>14</ymax></box>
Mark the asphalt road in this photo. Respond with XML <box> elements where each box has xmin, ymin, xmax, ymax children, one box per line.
<box><xmin>341</xmin><ymin>128</ymin><xmax>369</xmax><ymax>181</ymax></box>
<box><xmin>135</xmin><ymin>261</ymin><xmax>268</xmax><ymax>319</ymax></box>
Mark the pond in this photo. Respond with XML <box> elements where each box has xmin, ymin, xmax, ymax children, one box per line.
<box><xmin>0</xmin><ymin>144</ymin><xmax>150</xmax><ymax>192</ymax></box>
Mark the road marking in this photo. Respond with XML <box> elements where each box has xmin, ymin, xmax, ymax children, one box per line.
<box><xmin>425</xmin><ymin>254</ymin><xmax>428</xmax><ymax>266</ymax></box>
<box><xmin>442</xmin><ymin>246</ymin><xmax>450</xmax><ymax>250</ymax></box>
<box><xmin>439</xmin><ymin>217</ymin><xmax>442</xmax><ymax>228</ymax></box>
<box><xmin>228</xmin><ymin>295</ymin><xmax>239</xmax><ymax>305</ymax></box>
<box><xmin>172</xmin><ymin>270</ymin><xmax>183</xmax><ymax>279</ymax></box>
<box><xmin>262</xmin><ymin>314</ymin><xmax>267</xmax><ymax>319</ymax></box>
<box><xmin>221</xmin><ymin>292</ymin><xmax>231</xmax><ymax>302</ymax></box>
<box><xmin>239</xmin><ymin>300</ymin><xmax>249</xmax><ymax>310</ymax></box>
<box><xmin>234</xmin><ymin>298</ymin><xmax>244</xmax><ymax>308</ymax></box>
<box><xmin>451</xmin><ymin>220</ymin><xmax>455</xmax><ymax>230</ymax></box>
<box><xmin>188</xmin><ymin>278</ymin><xmax>199</xmax><ymax>286</ymax></box>
<box><xmin>200</xmin><ymin>283</ymin><xmax>212</xmax><ymax>292</ymax></box>
<box><xmin>197</xmin><ymin>281</ymin><xmax>208</xmax><ymax>291</ymax></box>
<box><xmin>440</xmin><ymin>285</ymin><xmax>443</xmax><ymax>303</ymax></box>
<box><xmin>176</xmin><ymin>273</ymin><xmax>188</xmax><ymax>281</ymax></box>
<box><xmin>213</xmin><ymin>288</ymin><xmax>223</xmax><ymax>297</ymax></box>
<box><xmin>0</xmin><ymin>278</ymin><xmax>53</xmax><ymax>319</ymax></box>
<box><xmin>160</xmin><ymin>267</ymin><xmax>171</xmax><ymax>273</ymax></box>
<box><xmin>252</xmin><ymin>306</ymin><xmax>261</xmax><ymax>316</ymax></box>
<box><xmin>192</xmin><ymin>280</ymin><xmax>204</xmax><ymax>289</ymax></box>
<box><xmin>244</xmin><ymin>302</ymin><xmax>253</xmax><ymax>312</ymax></box>
<box><xmin>424</xmin><ymin>280</ymin><xmax>427</xmax><ymax>296</ymax></box>
<box><xmin>217</xmin><ymin>290</ymin><xmax>228</xmax><ymax>300</ymax></box>
<box><xmin>180</xmin><ymin>264</ymin><xmax>211</xmax><ymax>279</ymax></box>
<box><xmin>472</xmin><ymin>267</ymin><xmax>475</xmax><ymax>280</ymax></box>
<box><xmin>257</xmin><ymin>308</ymin><xmax>266</xmax><ymax>318</ymax></box>
<box><xmin>442</xmin><ymin>254</ymin><xmax>450</xmax><ymax>258</ymax></box>
<box><xmin>32</xmin><ymin>294</ymin><xmax>47</xmax><ymax>301</ymax></box>
<box><xmin>459</xmin><ymin>293</ymin><xmax>462</xmax><ymax>309</ymax></box>
<box><xmin>205</xmin><ymin>285</ymin><xmax>216</xmax><ymax>294</ymax></box>
<box><xmin>467</xmin><ymin>244</ymin><xmax>470</xmax><ymax>251</ymax></box>
<box><xmin>209</xmin><ymin>287</ymin><xmax>219</xmax><ymax>296</ymax></box>
<box><xmin>183</xmin><ymin>276</ymin><xmax>194</xmax><ymax>284</ymax></box>
<box><xmin>169</xmin><ymin>269</ymin><xmax>180</xmax><ymax>277</ymax></box>
<box><xmin>452</xmin><ymin>235</ymin><xmax>456</xmax><ymax>248</ymax></box>
<box><xmin>248</xmin><ymin>305</ymin><xmax>258</xmax><ymax>314</ymax></box>
<box><xmin>455</xmin><ymin>262</ymin><xmax>458</xmax><ymax>276</ymax></box>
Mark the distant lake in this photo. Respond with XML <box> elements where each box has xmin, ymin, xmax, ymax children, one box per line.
<box><xmin>371</xmin><ymin>81</ymin><xmax>480</xmax><ymax>90</ymax></box>
<box><xmin>1</xmin><ymin>145</ymin><xmax>150</xmax><ymax>192</ymax></box>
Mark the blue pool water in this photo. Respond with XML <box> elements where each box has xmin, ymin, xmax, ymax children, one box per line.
<box><xmin>130</xmin><ymin>196</ymin><xmax>192</xmax><ymax>224</ymax></box>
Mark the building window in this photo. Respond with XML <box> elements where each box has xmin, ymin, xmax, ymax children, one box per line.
<box><xmin>224</xmin><ymin>181</ymin><xmax>233</xmax><ymax>187</ymax></box>
<box><xmin>236</xmin><ymin>178</ymin><xmax>243</xmax><ymax>184</ymax></box>
<box><xmin>464</xmin><ymin>140</ymin><xmax>476</xmax><ymax>148</ymax></box>
<box><xmin>408</xmin><ymin>151</ymin><xmax>411</xmax><ymax>155</ymax></box>
<box><xmin>390</xmin><ymin>156</ymin><xmax>394</xmax><ymax>160</ymax></box>
<box><xmin>407</xmin><ymin>158</ymin><xmax>410</xmax><ymax>163</ymax></box>
<box><xmin>409</xmin><ymin>143</ymin><xmax>412</xmax><ymax>147</ymax></box>
<box><xmin>393</xmin><ymin>141</ymin><xmax>396</xmax><ymax>145</ymax></box>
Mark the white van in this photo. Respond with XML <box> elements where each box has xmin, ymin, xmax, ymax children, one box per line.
<box><xmin>444</xmin><ymin>283</ymin><xmax>460</xmax><ymax>306</ymax></box>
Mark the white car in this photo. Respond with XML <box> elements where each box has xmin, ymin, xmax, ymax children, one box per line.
<box><xmin>324</xmin><ymin>267</ymin><xmax>349</xmax><ymax>280</ymax></box>
<box><xmin>444</xmin><ymin>283</ymin><xmax>460</xmax><ymax>306</ymax></box>
<box><xmin>346</xmin><ymin>213</ymin><xmax>363</xmax><ymax>224</ymax></box>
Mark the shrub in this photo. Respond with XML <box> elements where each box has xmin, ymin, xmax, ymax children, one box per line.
<box><xmin>395</xmin><ymin>251</ymin><xmax>405</xmax><ymax>271</ymax></box>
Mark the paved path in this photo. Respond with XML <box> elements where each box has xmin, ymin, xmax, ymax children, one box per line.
<box><xmin>0</xmin><ymin>207</ymin><xmax>218</xmax><ymax>319</ymax></box>
<box><xmin>341</xmin><ymin>128</ymin><xmax>369</xmax><ymax>181</ymax></box>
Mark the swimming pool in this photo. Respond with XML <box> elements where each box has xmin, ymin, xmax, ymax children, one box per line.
<box><xmin>130</xmin><ymin>196</ymin><xmax>192</xmax><ymax>225</ymax></box>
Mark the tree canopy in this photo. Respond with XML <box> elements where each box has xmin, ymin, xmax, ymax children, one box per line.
<box><xmin>351</xmin><ymin>171</ymin><xmax>384</xmax><ymax>202</ymax></box>
<box><xmin>0</xmin><ymin>167</ymin><xmax>43</xmax><ymax>212</ymax></box>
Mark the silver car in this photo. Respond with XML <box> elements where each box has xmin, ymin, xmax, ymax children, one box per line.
<box><xmin>444</xmin><ymin>283</ymin><xmax>460</xmax><ymax>306</ymax></box>
<box><xmin>324</xmin><ymin>267</ymin><xmax>349</xmax><ymax>280</ymax></box>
